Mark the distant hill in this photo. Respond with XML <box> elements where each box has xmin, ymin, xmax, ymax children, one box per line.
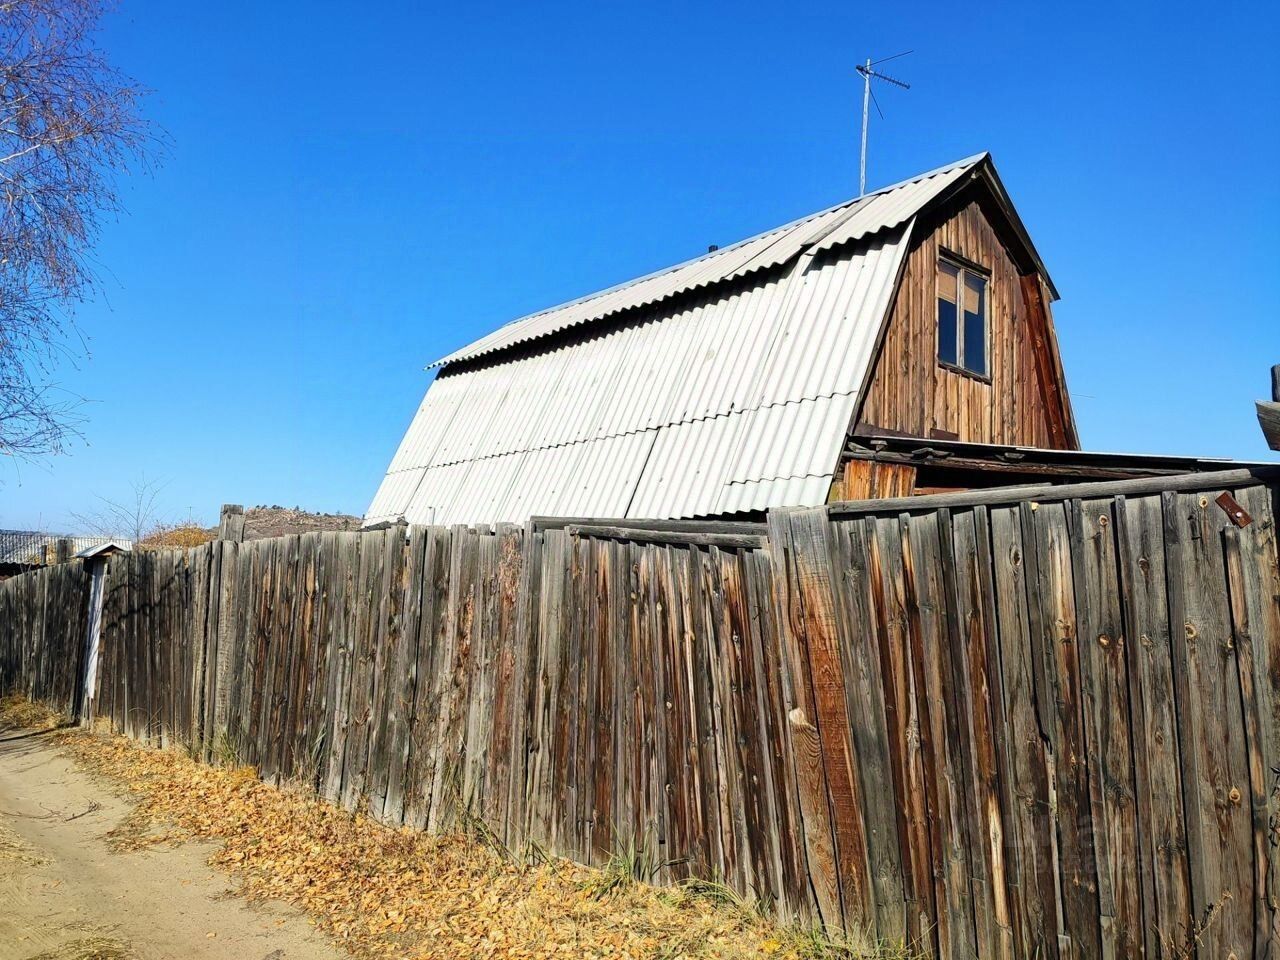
<box><xmin>235</xmin><ymin>506</ymin><xmax>363</xmax><ymax>541</ymax></box>
<box><xmin>136</xmin><ymin>507</ymin><xmax>363</xmax><ymax>551</ymax></box>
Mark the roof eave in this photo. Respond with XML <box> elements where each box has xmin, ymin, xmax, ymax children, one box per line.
<box><xmin>427</xmin><ymin>153</ymin><xmax>991</xmax><ymax>370</ymax></box>
<box><xmin>969</xmin><ymin>157</ymin><xmax>1060</xmax><ymax>301</ymax></box>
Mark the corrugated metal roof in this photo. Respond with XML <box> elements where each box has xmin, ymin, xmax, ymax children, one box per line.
<box><xmin>365</xmin><ymin>154</ymin><xmax>1023</xmax><ymax>526</ymax></box>
<box><xmin>367</xmin><ymin>221</ymin><xmax>913</xmax><ymax>525</ymax></box>
<box><xmin>430</xmin><ymin>153</ymin><xmax>984</xmax><ymax>368</ymax></box>
<box><xmin>0</xmin><ymin>532</ymin><xmax>133</xmax><ymax>566</ymax></box>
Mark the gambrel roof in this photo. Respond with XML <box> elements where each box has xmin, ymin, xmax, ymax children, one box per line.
<box><xmin>366</xmin><ymin>154</ymin><xmax>1047</xmax><ymax>525</ymax></box>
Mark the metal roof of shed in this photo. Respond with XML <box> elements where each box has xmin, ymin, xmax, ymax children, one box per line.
<box><xmin>0</xmin><ymin>532</ymin><xmax>133</xmax><ymax>566</ymax></box>
<box><xmin>368</xmin><ymin>154</ymin><xmax>1027</xmax><ymax>526</ymax></box>
<box><xmin>430</xmin><ymin>153</ymin><xmax>985</xmax><ymax>368</ymax></box>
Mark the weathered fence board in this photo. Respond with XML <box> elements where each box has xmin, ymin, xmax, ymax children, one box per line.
<box><xmin>3</xmin><ymin>473</ymin><xmax>1279</xmax><ymax>958</ymax></box>
<box><xmin>0</xmin><ymin>560</ymin><xmax>89</xmax><ymax>716</ymax></box>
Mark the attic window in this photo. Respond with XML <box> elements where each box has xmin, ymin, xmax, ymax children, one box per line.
<box><xmin>937</xmin><ymin>257</ymin><xmax>988</xmax><ymax>378</ymax></box>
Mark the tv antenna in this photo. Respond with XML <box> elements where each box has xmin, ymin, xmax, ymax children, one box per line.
<box><xmin>856</xmin><ymin>51</ymin><xmax>911</xmax><ymax>197</ymax></box>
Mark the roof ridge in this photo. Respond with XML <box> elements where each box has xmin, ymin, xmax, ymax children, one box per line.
<box><xmin>428</xmin><ymin>153</ymin><xmax>988</xmax><ymax>369</ymax></box>
<box><xmin>507</xmin><ymin>151</ymin><xmax>989</xmax><ymax>327</ymax></box>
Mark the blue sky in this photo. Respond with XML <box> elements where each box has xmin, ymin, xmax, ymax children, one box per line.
<box><xmin>4</xmin><ymin>0</ymin><xmax>1278</xmax><ymax>532</ymax></box>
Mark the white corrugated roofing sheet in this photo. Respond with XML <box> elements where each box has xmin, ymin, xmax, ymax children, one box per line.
<box><xmin>367</xmin><ymin>154</ymin><xmax>992</xmax><ymax>525</ymax></box>
<box><xmin>367</xmin><ymin>222</ymin><xmax>913</xmax><ymax>525</ymax></box>
<box><xmin>429</xmin><ymin>154</ymin><xmax>983</xmax><ymax>368</ymax></box>
<box><xmin>0</xmin><ymin>532</ymin><xmax>134</xmax><ymax>565</ymax></box>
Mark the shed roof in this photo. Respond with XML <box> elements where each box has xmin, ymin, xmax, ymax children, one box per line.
<box><xmin>75</xmin><ymin>540</ymin><xmax>133</xmax><ymax>559</ymax></box>
<box><xmin>0</xmin><ymin>531</ymin><xmax>133</xmax><ymax>566</ymax></box>
<box><xmin>367</xmin><ymin>154</ymin><xmax>1034</xmax><ymax>526</ymax></box>
<box><xmin>431</xmin><ymin>153</ymin><xmax>987</xmax><ymax>369</ymax></box>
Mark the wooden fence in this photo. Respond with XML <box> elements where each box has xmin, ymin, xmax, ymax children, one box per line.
<box><xmin>2</xmin><ymin>469</ymin><xmax>1278</xmax><ymax>959</ymax></box>
<box><xmin>0</xmin><ymin>558</ymin><xmax>91</xmax><ymax>717</ymax></box>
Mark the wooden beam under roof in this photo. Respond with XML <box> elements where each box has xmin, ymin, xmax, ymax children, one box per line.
<box><xmin>846</xmin><ymin>431</ymin><xmax>1275</xmax><ymax>482</ymax></box>
<box><xmin>1258</xmin><ymin>364</ymin><xmax>1280</xmax><ymax>451</ymax></box>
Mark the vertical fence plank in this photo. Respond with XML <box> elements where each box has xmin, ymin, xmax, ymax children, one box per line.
<box><xmin>766</xmin><ymin>508</ymin><xmax>845</xmax><ymax>929</ymax></box>
<box><xmin>1114</xmin><ymin>494</ymin><xmax>1193</xmax><ymax>956</ymax></box>
<box><xmin>1070</xmin><ymin>498</ymin><xmax>1141</xmax><ymax>958</ymax></box>
<box><xmin>867</xmin><ymin>513</ymin><xmax>934</xmax><ymax>951</ymax></box>
<box><xmin>505</xmin><ymin>524</ymin><xmax>542</xmax><ymax>849</ymax></box>
<box><xmin>988</xmin><ymin>504</ymin><xmax>1060</xmax><ymax>960</ymax></box>
<box><xmin>790</xmin><ymin>511</ymin><xmax>879</xmax><ymax>931</ymax></box>
<box><xmin>483</xmin><ymin>525</ymin><xmax>523</xmax><ymax>839</ymax></box>
<box><xmin>656</xmin><ymin>542</ymin><xmax>697</xmax><ymax>883</ymax></box>
<box><xmin>321</xmin><ymin>533</ymin><xmax>357</xmax><ymax>801</ymax></box>
<box><xmin>950</xmin><ymin>507</ymin><xmax>1018</xmax><ymax>960</ymax></box>
<box><xmin>403</xmin><ymin>527</ymin><xmax>452</xmax><ymax>829</ymax></box>
<box><xmin>426</xmin><ymin>527</ymin><xmax>476</xmax><ymax>831</ymax></box>
<box><xmin>522</xmin><ymin>528</ymin><xmax>562</xmax><ymax>843</ymax></box>
<box><xmin>828</xmin><ymin>518</ymin><xmax>905</xmax><ymax>943</ymax></box>
<box><xmin>366</xmin><ymin>527</ymin><xmax>407</xmax><ymax>820</ymax></box>
<box><xmin>1229</xmin><ymin>484</ymin><xmax>1280</xmax><ymax>955</ymax></box>
<box><xmin>749</xmin><ymin>545</ymin><xmax>808</xmax><ymax>916</ymax></box>
<box><xmin>381</xmin><ymin>525</ymin><xmax>426</xmax><ymax>825</ymax></box>
<box><xmin>1029</xmin><ymin>500</ymin><xmax>1102</xmax><ymax>959</ymax></box>
<box><xmin>1163</xmin><ymin>489</ymin><xmax>1255</xmax><ymax>957</ymax></box>
<box><xmin>898</xmin><ymin>510</ymin><xmax>972</xmax><ymax>959</ymax></box>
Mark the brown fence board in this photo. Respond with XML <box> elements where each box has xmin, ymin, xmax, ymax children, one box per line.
<box><xmin>1165</xmin><ymin>489</ymin><xmax>1255</xmax><ymax>957</ymax></box>
<box><xmin>899</xmin><ymin>510</ymin><xmax>974</xmax><ymax>959</ymax></box>
<box><xmin>988</xmin><ymin>504</ymin><xmax>1059</xmax><ymax>959</ymax></box>
<box><xmin>1029</xmin><ymin>500</ymin><xmax>1103</xmax><ymax>958</ymax></box>
<box><xmin>950</xmin><ymin>507</ymin><xmax>1016</xmax><ymax>960</ymax></box>
<box><xmin>868</xmin><ymin>513</ymin><xmax>937</xmax><ymax>951</ymax></box>
<box><xmin>767</xmin><ymin>509</ymin><xmax>844</xmax><ymax>929</ymax></box>
<box><xmin>1113</xmin><ymin>494</ymin><xmax>1190</xmax><ymax>958</ymax></box>
<box><xmin>827</xmin><ymin>518</ymin><xmax>904</xmax><ymax>941</ymax></box>
<box><xmin>1071</xmin><ymin>497</ymin><xmax>1141</xmax><ymax>958</ymax></box>
<box><xmin>1229</xmin><ymin>484</ymin><xmax>1280</xmax><ymax>955</ymax></box>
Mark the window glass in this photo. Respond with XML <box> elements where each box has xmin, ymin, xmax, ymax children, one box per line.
<box><xmin>937</xmin><ymin>260</ymin><xmax>959</xmax><ymax>366</ymax></box>
<box><xmin>937</xmin><ymin>257</ymin><xmax>988</xmax><ymax>376</ymax></box>
<box><xmin>962</xmin><ymin>272</ymin><xmax>987</xmax><ymax>376</ymax></box>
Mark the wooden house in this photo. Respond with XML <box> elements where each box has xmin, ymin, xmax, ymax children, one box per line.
<box><xmin>366</xmin><ymin>154</ymin><xmax>1240</xmax><ymax>526</ymax></box>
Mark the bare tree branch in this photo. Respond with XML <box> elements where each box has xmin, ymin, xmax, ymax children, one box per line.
<box><xmin>69</xmin><ymin>473</ymin><xmax>165</xmax><ymax>542</ymax></box>
<box><xmin>0</xmin><ymin>0</ymin><xmax>159</xmax><ymax>463</ymax></box>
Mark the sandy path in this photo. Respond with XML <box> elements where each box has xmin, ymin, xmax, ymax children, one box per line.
<box><xmin>0</xmin><ymin>724</ymin><xmax>347</xmax><ymax>960</ymax></box>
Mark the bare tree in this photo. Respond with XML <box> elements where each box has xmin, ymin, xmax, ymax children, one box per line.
<box><xmin>0</xmin><ymin>0</ymin><xmax>157</xmax><ymax>461</ymax></box>
<box><xmin>70</xmin><ymin>473</ymin><xmax>164</xmax><ymax>542</ymax></box>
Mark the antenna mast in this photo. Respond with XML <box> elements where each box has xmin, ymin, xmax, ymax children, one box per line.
<box><xmin>856</xmin><ymin>52</ymin><xmax>912</xmax><ymax>197</ymax></box>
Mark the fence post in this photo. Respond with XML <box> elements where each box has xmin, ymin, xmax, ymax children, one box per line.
<box><xmin>218</xmin><ymin>504</ymin><xmax>246</xmax><ymax>543</ymax></box>
<box><xmin>206</xmin><ymin>504</ymin><xmax>245</xmax><ymax>761</ymax></box>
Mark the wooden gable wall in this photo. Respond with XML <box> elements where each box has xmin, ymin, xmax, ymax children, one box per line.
<box><xmin>854</xmin><ymin>188</ymin><xmax>1077</xmax><ymax>450</ymax></box>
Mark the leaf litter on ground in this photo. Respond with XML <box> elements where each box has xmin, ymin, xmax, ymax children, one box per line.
<box><xmin>1</xmin><ymin>696</ymin><xmax>920</xmax><ymax>960</ymax></box>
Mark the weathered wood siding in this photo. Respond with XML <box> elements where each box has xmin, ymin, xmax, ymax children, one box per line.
<box><xmin>3</xmin><ymin>472</ymin><xmax>1278</xmax><ymax>957</ymax></box>
<box><xmin>857</xmin><ymin>190</ymin><xmax>1076</xmax><ymax>449</ymax></box>
<box><xmin>830</xmin><ymin>459</ymin><xmax>917</xmax><ymax>502</ymax></box>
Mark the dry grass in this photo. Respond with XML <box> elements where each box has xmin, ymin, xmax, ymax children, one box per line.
<box><xmin>2</xmin><ymin>696</ymin><xmax>921</xmax><ymax>960</ymax></box>
<box><xmin>23</xmin><ymin>938</ymin><xmax>134</xmax><ymax>960</ymax></box>
<box><xmin>0</xmin><ymin>818</ymin><xmax>46</xmax><ymax>866</ymax></box>
<box><xmin>0</xmin><ymin>692</ymin><xmax>66</xmax><ymax>733</ymax></box>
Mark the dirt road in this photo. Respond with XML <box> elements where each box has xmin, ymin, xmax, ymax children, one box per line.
<box><xmin>0</xmin><ymin>723</ymin><xmax>345</xmax><ymax>960</ymax></box>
